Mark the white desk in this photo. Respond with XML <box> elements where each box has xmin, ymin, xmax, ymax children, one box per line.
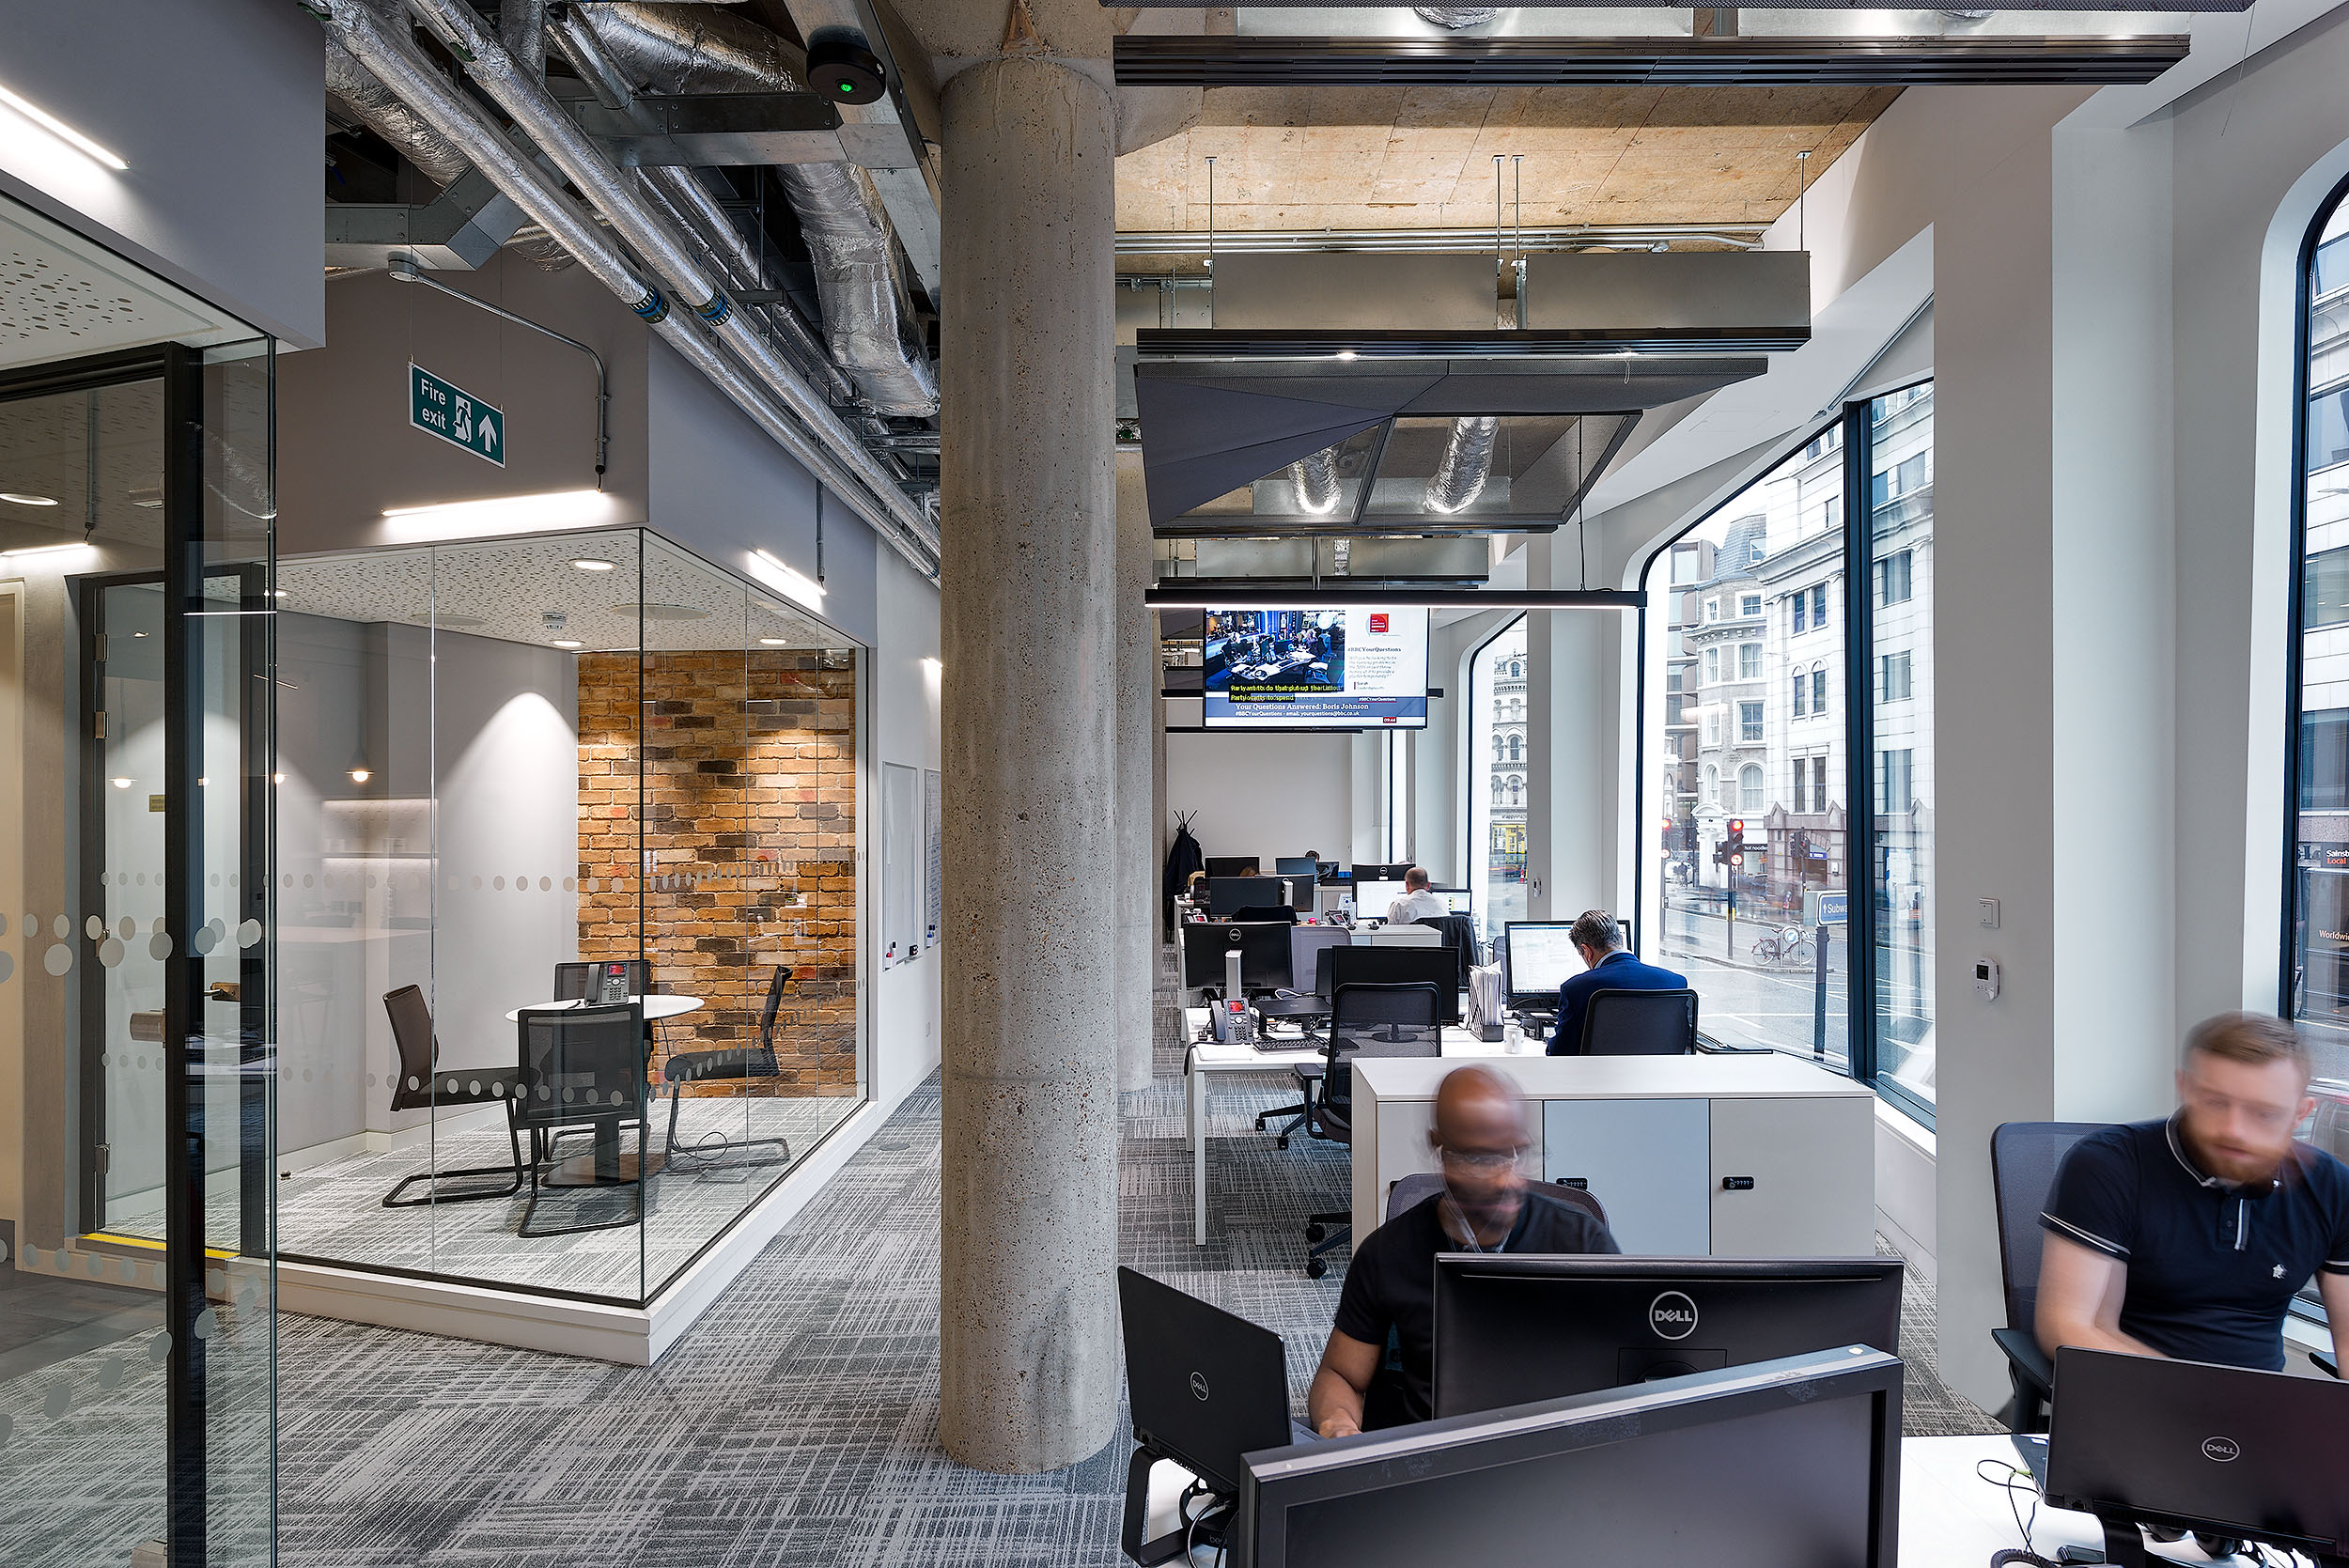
<box><xmin>1351</xmin><ymin>1052</ymin><xmax>1876</xmax><ymax>1254</ymax></box>
<box><xmin>1142</xmin><ymin>1436</ymin><xmax>2121</xmax><ymax>1566</ymax></box>
<box><xmin>1182</xmin><ymin>1006</ymin><xmax>1534</xmax><ymax>1245</ymax></box>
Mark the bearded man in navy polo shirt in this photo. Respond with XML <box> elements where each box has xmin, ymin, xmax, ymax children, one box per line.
<box><xmin>2037</xmin><ymin>1011</ymin><xmax>2349</xmax><ymax>1373</ymax></box>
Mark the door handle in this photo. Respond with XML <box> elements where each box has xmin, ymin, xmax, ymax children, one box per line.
<box><xmin>1720</xmin><ymin>1176</ymin><xmax>1755</xmax><ymax>1191</ymax></box>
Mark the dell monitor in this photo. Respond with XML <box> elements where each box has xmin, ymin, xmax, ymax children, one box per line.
<box><xmin>1205</xmin><ymin>856</ymin><xmax>1261</xmax><ymax>878</ymax></box>
<box><xmin>1208</xmin><ymin>876</ymin><xmax>1289</xmax><ymax>918</ymax></box>
<box><xmin>1355</xmin><ymin>862</ymin><xmax>1413</xmax><ymax>882</ymax></box>
<box><xmin>1352</xmin><ymin>878</ymin><xmax>1407</xmax><ymax>916</ymax></box>
<box><xmin>1274</xmin><ymin>857</ymin><xmax>1319</xmax><ymax>877</ymax></box>
<box><xmin>1325</xmin><ymin>943</ymin><xmax>1460</xmax><ymax>1026</ymax></box>
<box><xmin>1429</xmin><ymin>1255</ymin><xmax>1904</xmax><ymax>1418</ymax></box>
<box><xmin>2045</xmin><ymin>1346</ymin><xmax>2349</xmax><ymax>1566</ymax></box>
<box><xmin>1117</xmin><ymin>1267</ymin><xmax>1294</xmax><ymax>1498</ymax></box>
<box><xmin>1182</xmin><ymin>921</ymin><xmax>1294</xmax><ymax>996</ymax></box>
<box><xmin>1503</xmin><ymin>920</ymin><xmax>1584</xmax><ymax>1004</ymax></box>
<box><xmin>1233</xmin><ymin>1346</ymin><xmax>1902</xmax><ymax>1568</ymax></box>
<box><xmin>1431</xmin><ymin>887</ymin><xmax>1474</xmax><ymax>917</ymax></box>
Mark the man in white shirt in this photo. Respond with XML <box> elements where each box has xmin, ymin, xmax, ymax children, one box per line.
<box><xmin>1386</xmin><ymin>867</ymin><xmax>1448</xmax><ymax>925</ymax></box>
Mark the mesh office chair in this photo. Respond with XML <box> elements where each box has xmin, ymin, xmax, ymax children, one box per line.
<box><xmin>379</xmin><ymin>984</ymin><xmax>525</xmax><ymax>1207</ymax></box>
<box><xmin>1989</xmin><ymin>1120</ymin><xmax>2104</xmax><ymax>1432</ymax></box>
<box><xmin>512</xmin><ymin>1002</ymin><xmax>649</xmax><ymax>1237</ymax></box>
<box><xmin>659</xmin><ymin>964</ymin><xmax>796</xmax><ymax>1171</ymax></box>
<box><xmin>1576</xmin><ymin>988</ymin><xmax>1700</xmax><ymax>1056</ymax></box>
<box><xmin>1302</xmin><ymin>982</ymin><xmax>1443</xmax><ymax>1279</ymax></box>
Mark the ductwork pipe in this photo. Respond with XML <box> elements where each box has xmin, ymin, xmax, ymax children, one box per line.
<box><xmin>567</xmin><ymin>2</ymin><xmax>939</xmax><ymax>416</ymax></box>
<box><xmin>313</xmin><ymin>0</ymin><xmax>938</xmax><ymax>574</ymax></box>
<box><xmin>1424</xmin><ymin>416</ymin><xmax>1499</xmax><ymax>515</ymax></box>
<box><xmin>324</xmin><ymin>0</ymin><xmax>470</xmax><ymax>190</ymax></box>
<box><xmin>1288</xmin><ymin>446</ymin><xmax>1343</xmax><ymax>516</ymax></box>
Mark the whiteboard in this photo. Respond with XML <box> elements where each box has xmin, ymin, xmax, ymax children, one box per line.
<box><xmin>882</xmin><ymin>762</ymin><xmax>921</xmax><ymax>968</ymax></box>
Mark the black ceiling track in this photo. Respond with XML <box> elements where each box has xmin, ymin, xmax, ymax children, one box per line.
<box><xmin>1112</xmin><ymin>35</ymin><xmax>2193</xmax><ymax>87</ymax></box>
<box><xmin>1138</xmin><ymin>326</ymin><xmax>1809</xmax><ymax>357</ymax></box>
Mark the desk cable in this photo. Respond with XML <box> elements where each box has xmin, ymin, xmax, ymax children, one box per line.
<box><xmin>1975</xmin><ymin>1459</ymin><xmax>2310</xmax><ymax>1568</ymax></box>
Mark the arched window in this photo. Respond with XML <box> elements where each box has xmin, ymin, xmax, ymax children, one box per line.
<box><xmin>1510</xmin><ymin>660</ymin><xmax>1522</xmax><ymax>677</ymax></box>
<box><xmin>1492</xmin><ymin>776</ymin><xmax>1505</xmax><ymax>802</ymax></box>
<box><xmin>1703</xmin><ymin>764</ymin><xmax>1718</xmax><ymax>803</ymax></box>
<box><xmin>2286</xmin><ymin>179</ymin><xmax>2349</xmax><ymax>1086</ymax></box>
<box><xmin>1506</xmin><ymin>776</ymin><xmax>1523</xmax><ymax>805</ymax></box>
<box><xmin>1507</xmin><ymin>734</ymin><xmax>1521</xmax><ymax>763</ymax></box>
<box><xmin>1739</xmin><ymin>764</ymin><xmax>1764</xmax><ymax>814</ymax></box>
<box><xmin>1492</xmin><ymin>735</ymin><xmax>1504</xmax><ymax>761</ymax></box>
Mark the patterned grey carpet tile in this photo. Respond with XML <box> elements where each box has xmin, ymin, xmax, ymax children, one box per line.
<box><xmin>3</xmin><ymin>952</ymin><xmax>1993</xmax><ymax>1568</ymax></box>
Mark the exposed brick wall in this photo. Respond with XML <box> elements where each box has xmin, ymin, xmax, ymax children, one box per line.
<box><xmin>576</xmin><ymin>649</ymin><xmax>858</xmax><ymax>1095</ymax></box>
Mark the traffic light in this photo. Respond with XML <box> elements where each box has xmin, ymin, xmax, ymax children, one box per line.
<box><xmin>1714</xmin><ymin>818</ymin><xmax>1747</xmax><ymax>869</ymax></box>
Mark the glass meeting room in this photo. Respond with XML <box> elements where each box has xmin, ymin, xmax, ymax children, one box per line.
<box><xmin>259</xmin><ymin>525</ymin><xmax>864</xmax><ymax>1305</ymax></box>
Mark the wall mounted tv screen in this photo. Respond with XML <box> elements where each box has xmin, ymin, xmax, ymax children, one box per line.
<box><xmin>1201</xmin><ymin>608</ymin><xmax>1428</xmax><ymax>729</ymax></box>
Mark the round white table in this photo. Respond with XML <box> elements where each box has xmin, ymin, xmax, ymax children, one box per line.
<box><xmin>503</xmin><ymin>993</ymin><xmax>703</xmax><ymax>1022</ymax></box>
<box><xmin>501</xmin><ymin>994</ymin><xmax>704</xmax><ymax>1182</ymax></box>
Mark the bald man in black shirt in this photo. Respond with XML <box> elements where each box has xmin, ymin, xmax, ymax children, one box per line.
<box><xmin>1308</xmin><ymin>1065</ymin><xmax>1621</xmax><ymax>1435</ymax></box>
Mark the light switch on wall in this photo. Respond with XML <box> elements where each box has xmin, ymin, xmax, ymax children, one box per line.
<box><xmin>1979</xmin><ymin>898</ymin><xmax>1999</xmax><ymax>930</ymax></box>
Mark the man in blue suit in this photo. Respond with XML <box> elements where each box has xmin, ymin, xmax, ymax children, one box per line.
<box><xmin>1548</xmin><ymin>909</ymin><xmax>1688</xmax><ymax>1055</ymax></box>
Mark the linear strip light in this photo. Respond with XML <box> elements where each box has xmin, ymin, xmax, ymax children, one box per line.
<box><xmin>747</xmin><ymin>548</ymin><xmax>827</xmax><ymax>611</ymax></box>
<box><xmin>0</xmin><ymin>81</ymin><xmax>127</xmax><ymax>170</ymax></box>
<box><xmin>381</xmin><ymin>489</ymin><xmax>617</xmax><ymax>541</ymax></box>
<box><xmin>0</xmin><ymin>540</ymin><xmax>95</xmax><ymax>561</ymax></box>
<box><xmin>1146</xmin><ymin>587</ymin><xmax>1644</xmax><ymax>610</ymax></box>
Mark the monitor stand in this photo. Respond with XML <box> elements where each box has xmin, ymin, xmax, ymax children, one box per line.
<box><xmin>1122</xmin><ymin>1446</ymin><xmax>1233</xmax><ymax>1567</ymax></box>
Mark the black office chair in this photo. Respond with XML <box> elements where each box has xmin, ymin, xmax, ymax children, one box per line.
<box><xmin>552</xmin><ymin>959</ymin><xmax>653</xmax><ymax>1001</ymax></box>
<box><xmin>659</xmin><ymin>964</ymin><xmax>796</xmax><ymax>1171</ymax></box>
<box><xmin>512</xmin><ymin>1002</ymin><xmax>650</xmax><ymax>1237</ymax></box>
<box><xmin>1302</xmin><ymin>982</ymin><xmax>1443</xmax><ymax>1279</ymax></box>
<box><xmin>1989</xmin><ymin>1120</ymin><xmax>2104</xmax><ymax>1433</ymax></box>
<box><xmin>1576</xmin><ymin>988</ymin><xmax>1700</xmax><ymax>1056</ymax></box>
<box><xmin>1413</xmin><ymin>913</ymin><xmax>1480</xmax><ymax>990</ymax></box>
<box><xmin>379</xmin><ymin>984</ymin><xmax>525</xmax><ymax>1207</ymax></box>
<box><xmin>1258</xmin><ymin>946</ymin><xmax>1345</xmax><ymax>1149</ymax></box>
<box><xmin>1384</xmin><ymin>1171</ymin><xmax>1610</xmax><ymax>1232</ymax></box>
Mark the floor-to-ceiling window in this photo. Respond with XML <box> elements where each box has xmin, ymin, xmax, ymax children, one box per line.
<box><xmin>2281</xmin><ymin>182</ymin><xmax>2349</xmax><ymax>1216</ymax></box>
<box><xmin>1467</xmin><ymin>616</ymin><xmax>1529</xmax><ymax>945</ymax></box>
<box><xmin>1638</xmin><ymin>378</ymin><xmax>1936</xmax><ymax>1121</ymax></box>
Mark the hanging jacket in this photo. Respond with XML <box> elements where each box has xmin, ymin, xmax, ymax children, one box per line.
<box><xmin>1163</xmin><ymin>815</ymin><xmax>1204</xmax><ymax>906</ymax></box>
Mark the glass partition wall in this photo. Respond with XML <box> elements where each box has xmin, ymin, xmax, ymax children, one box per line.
<box><xmin>266</xmin><ymin>526</ymin><xmax>863</xmax><ymax>1306</ymax></box>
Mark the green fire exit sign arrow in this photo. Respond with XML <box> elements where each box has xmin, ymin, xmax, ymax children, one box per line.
<box><xmin>410</xmin><ymin>363</ymin><xmax>505</xmax><ymax>466</ymax></box>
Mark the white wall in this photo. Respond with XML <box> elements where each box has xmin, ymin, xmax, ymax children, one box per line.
<box><xmin>1167</xmin><ymin>731</ymin><xmax>1355</xmax><ymax>868</ymax></box>
<box><xmin>0</xmin><ymin>0</ymin><xmax>325</xmax><ymax>346</ymax></box>
<box><xmin>871</xmin><ymin>550</ymin><xmax>942</xmax><ymax>1106</ymax></box>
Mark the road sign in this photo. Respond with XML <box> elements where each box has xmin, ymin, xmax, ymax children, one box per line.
<box><xmin>410</xmin><ymin>363</ymin><xmax>504</xmax><ymax>466</ymax></box>
<box><xmin>1805</xmin><ymin>889</ymin><xmax>1849</xmax><ymax>925</ymax></box>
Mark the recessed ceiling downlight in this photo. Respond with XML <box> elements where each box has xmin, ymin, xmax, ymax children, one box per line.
<box><xmin>552</xmin><ymin>639</ymin><xmax>584</xmax><ymax>649</ymax></box>
<box><xmin>570</xmin><ymin>559</ymin><xmax>617</xmax><ymax>572</ymax></box>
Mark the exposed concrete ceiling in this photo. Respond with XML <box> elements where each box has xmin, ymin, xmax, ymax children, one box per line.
<box><xmin>1114</xmin><ymin>84</ymin><xmax>1898</xmax><ymax>236</ymax></box>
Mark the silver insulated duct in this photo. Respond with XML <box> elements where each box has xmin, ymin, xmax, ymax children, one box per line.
<box><xmin>1424</xmin><ymin>416</ymin><xmax>1498</xmax><ymax>514</ymax></box>
<box><xmin>1288</xmin><ymin>445</ymin><xmax>1343</xmax><ymax>516</ymax></box>
<box><xmin>1415</xmin><ymin>8</ymin><xmax>1502</xmax><ymax>26</ymax></box>
<box><xmin>324</xmin><ymin>0</ymin><xmax>469</xmax><ymax>189</ymax></box>
<box><xmin>574</xmin><ymin>2</ymin><xmax>939</xmax><ymax>414</ymax></box>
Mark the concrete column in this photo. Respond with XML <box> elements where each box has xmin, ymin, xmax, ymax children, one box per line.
<box><xmin>1115</xmin><ymin>453</ymin><xmax>1155</xmax><ymax>1092</ymax></box>
<box><xmin>937</xmin><ymin>54</ymin><xmax>1120</xmax><ymax>1475</ymax></box>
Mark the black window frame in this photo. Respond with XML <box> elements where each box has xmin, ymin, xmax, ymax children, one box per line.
<box><xmin>2276</xmin><ymin>172</ymin><xmax>2349</xmax><ymax>1342</ymax></box>
<box><xmin>1634</xmin><ymin>377</ymin><xmax>1937</xmax><ymax>1126</ymax></box>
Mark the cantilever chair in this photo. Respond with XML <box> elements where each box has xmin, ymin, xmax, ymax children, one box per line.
<box><xmin>512</xmin><ymin>1001</ymin><xmax>649</xmax><ymax>1237</ymax></box>
<box><xmin>380</xmin><ymin>984</ymin><xmax>524</xmax><ymax>1208</ymax></box>
<box><xmin>1301</xmin><ymin>982</ymin><xmax>1443</xmax><ymax>1279</ymax></box>
<box><xmin>1575</xmin><ymin>988</ymin><xmax>1700</xmax><ymax>1056</ymax></box>
<box><xmin>659</xmin><ymin>964</ymin><xmax>796</xmax><ymax>1171</ymax></box>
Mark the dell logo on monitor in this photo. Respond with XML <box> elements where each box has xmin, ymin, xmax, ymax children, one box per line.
<box><xmin>1190</xmin><ymin>1372</ymin><xmax>1211</xmax><ymax>1403</ymax></box>
<box><xmin>1649</xmin><ymin>1291</ymin><xmax>1699</xmax><ymax>1341</ymax></box>
<box><xmin>2201</xmin><ymin>1436</ymin><xmax>2241</xmax><ymax>1463</ymax></box>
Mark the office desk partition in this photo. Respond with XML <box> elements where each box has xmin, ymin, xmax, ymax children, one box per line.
<box><xmin>1349</xmin><ymin>1052</ymin><xmax>1875</xmax><ymax>1257</ymax></box>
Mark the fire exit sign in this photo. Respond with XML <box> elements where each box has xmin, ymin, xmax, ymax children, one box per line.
<box><xmin>409</xmin><ymin>363</ymin><xmax>504</xmax><ymax>466</ymax></box>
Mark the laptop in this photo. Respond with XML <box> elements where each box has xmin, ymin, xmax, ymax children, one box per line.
<box><xmin>1116</xmin><ymin>1266</ymin><xmax>1303</xmax><ymax>1497</ymax></box>
<box><xmin>2043</xmin><ymin>1346</ymin><xmax>2349</xmax><ymax>1560</ymax></box>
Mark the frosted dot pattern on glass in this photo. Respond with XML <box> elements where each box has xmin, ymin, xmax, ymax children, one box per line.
<box><xmin>42</xmin><ymin>943</ymin><xmax>70</xmax><ymax>975</ymax></box>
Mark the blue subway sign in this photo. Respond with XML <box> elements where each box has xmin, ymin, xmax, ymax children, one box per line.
<box><xmin>410</xmin><ymin>364</ymin><xmax>505</xmax><ymax>466</ymax></box>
